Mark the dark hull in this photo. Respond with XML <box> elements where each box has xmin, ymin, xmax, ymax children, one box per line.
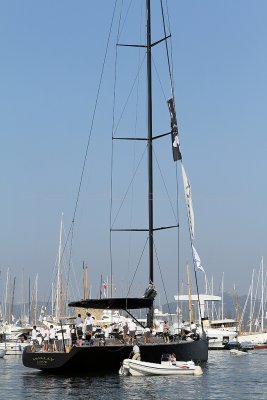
<box><xmin>22</xmin><ymin>339</ymin><xmax>208</xmax><ymax>372</ymax></box>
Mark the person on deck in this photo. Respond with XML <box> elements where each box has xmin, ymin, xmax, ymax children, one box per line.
<box><xmin>122</xmin><ymin>322</ymin><xmax>129</xmax><ymax>343</ymax></box>
<box><xmin>162</xmin><ymin>321</ymin><xmax>169</xmax><ymax>343</ymax></box>
<box><xmin>49</xmin><ymin>325</ymin><xmax>57</xmax><ymax>352</ymax></box>
<box><xmin>180</xmin><ymin>320</ymin><xmax>186</xmax><ymax>339</ymax></box>
<box><xmin>65</xmin><ymin>325</ymin><xmax>71</xmax><ymax>347</ymax></box>
<box><xmin>31</xmin><ymin>325</ymin><xmax>38</xmax><ymax>352</ymax></box>
<box><xmin>75</xmin><ymin>313</ymin><xmax>83</xmax><ymax>340</ymax></box>
<box><xmin>128</xmin><ymin>319</ymin><xmax>137</xmax><ymax>345</ymax></box>
<box><xmin>84</xmin><ymin>312</ymin><xmax>94</xmax><ymax>341</ymax></box>
<box><xmin>144</xmin><ymin>327</ymin><xmax>151</xmax><ymax>343</ymax></box>
<box><xmin>71</xmin><ymin>324</ymin><xmax>77</xmax><ymax>345</ymax></box>
<box><xmin>43</xmin><ymin>326</ymin><xmax>49</xmax><ymax>351</ymax></box>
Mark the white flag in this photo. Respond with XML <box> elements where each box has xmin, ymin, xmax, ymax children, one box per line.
<box><xmin>192</xmin><ymin>245</ymin><xmax>205</xmax><ymax>273</ymax></box>
<box><xmin>181</xmin><ymin>164</ymin><xmax>194</xmax><ymax>240</ymax></box>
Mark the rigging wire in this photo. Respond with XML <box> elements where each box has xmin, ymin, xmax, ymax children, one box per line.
<box><xmin>159</xmin><ymin>0</ymin><xmax>181</xmax><ymax>320</ymax></box>
<box><xmin>125</xmin><ymin>3</ymin><xmax>144</xmax><ymax>291</ymax></box>
<box><xmin>117</xmin><ymin>0</ymin><xmax>134</xmax><ymax>40</ymax></box>
<box><xmin>160</xmin><ymin>0</ymin><xmax>175</xmax><ymax>98</ymax></box>
<box><xmin>112</xmin><ymin>54</ymin><xmax>146</xmax><ymax>136</ymax></box>
<box><xmin>110</xmin><ymin>1</ymin><xmax>152</xmax><ymax>299</ymax></box>
<box><xmin>61</xmin><ymin>1</ymin><xmax>118</xmax><ymax>298</ymax></box>
<box><xmin>161</xmin><ymin>0</ymin><xmax>204</xmax><ymax>328</ymax></box>
<box><xmin>153</xmin><ymin>148</ymin><xmax>178</xmax><ymax>222</ymax></box>
<box><xmin>110</xmin><ymin>0</ymin><xmax>123</xmax><ymax>299</ymax></box>
<box><xmin>152</xmin><ymin>147</ymin><xmax>180</xmax><ymax>325</ymax></box>
<box><xmin>153</xmin><ymin>240</ymin><xmax>173</xmax><ymax>324</ymax></box>
<box><xmin>126</xmin><ymin>237</ymin><xmax>149</xmax><ymax>297</ymax></box>
<box><xmin>111</xmin><ymin>146</ymin><xmax>147</xmax><ymax>227</ymax></box>
<box><xmin>152</xmin><ymin>56</ymin><xmax>168</xmax><ymax>103</ymax></box>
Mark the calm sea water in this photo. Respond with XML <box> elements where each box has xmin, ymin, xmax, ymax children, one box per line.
<box><xmin>1</xmin><ymin>350</ymin><xmax>266</xmax><ymax>399</ymax></box>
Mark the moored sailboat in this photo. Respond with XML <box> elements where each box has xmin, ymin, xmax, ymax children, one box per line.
<box><xmin>23</xmin><ymin>0</ymin><xmax>208</xmax><ymax>372</ymax></box>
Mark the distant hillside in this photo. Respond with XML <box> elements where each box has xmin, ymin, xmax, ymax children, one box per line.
<box><xmin>160</xmin><ymin>291</ymin><xmax>263</xmax><ymax>331</ymax></box>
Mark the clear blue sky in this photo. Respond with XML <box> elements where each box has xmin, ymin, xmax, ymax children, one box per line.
<box><xmin>0</xmin><ymin>0</ymin><xmax>267</xmax><ymax>306</ymax></box>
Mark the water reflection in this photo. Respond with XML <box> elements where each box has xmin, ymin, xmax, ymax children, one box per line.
<box><xmin>2</xmin><ymin>351</ymin><xmax>267</xmax><ymax>400</ymax></box>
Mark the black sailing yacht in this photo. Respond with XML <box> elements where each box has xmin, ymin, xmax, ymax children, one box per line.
<box><xmin>23</xmin><ymin>0</ymin><xmax>208</xmax><ymax>372</ymax></box>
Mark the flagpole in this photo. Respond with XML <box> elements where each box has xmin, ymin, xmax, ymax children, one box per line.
<box><xmin>261</xmin><ymin>257</ymin><xmax>264</xmax><ymax>333</ymax></box>
<box><xmin>100</xmin><ymin>274</ymin><xmax>102</xmax><ymax>299</ymax></box>
<box><xmin>221</xmin><ymin>272</ymin><xmax>224</xmax><ymax>320</ymax></box>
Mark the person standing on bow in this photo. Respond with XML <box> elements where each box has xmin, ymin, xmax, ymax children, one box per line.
<box><xmin>43</xmin><ymin>326</ymin><xmax>49</xmax><ymax>351</ymax></box>
<box><xmin>31</xmin><ymin>325</ymin><xmax>38</xmax><ymax>352</ymax></box>
<box><xmin>128</xmin><ymin>319</ymin><xmax>137</xmax><ymax>345</ymax></box>
<box><xmin>84</xmin><ymin>312</ymin><xmax>94</xmax><ymax>341</ymax></box>
<box><xmin>162</xmin><ymin>321</ymin><xmax>170</xmax><ymax>343</ymax></box>
<box><xmin>75</xmin><ymin>313</ymin><xmax>83</xmax><ymax>340</ymax></box>
<box><xmin>49</xmin><ymin>325</ymin><xmax>57</xmax><ymax>351</ymax></box>
<box><xmin>144</xmin><ymin>326</ymin><xmax>151</xmax><ymax>344</ymax></box>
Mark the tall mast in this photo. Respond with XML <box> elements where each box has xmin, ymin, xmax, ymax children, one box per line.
<box><xmin>21</xmin><ymin>269</ymin><xmax>25</xmax><ymax>323</ymax></box>
<box><xmin>221</xmin><ymin>272</ymin><xmax>224</xmax><ymax>320</ymax></box>
<box><xmin>35</xmin><ymin>274</ymin><xmax>38</xmax><ymax>324</ymax></box>
<box><xmin>11</xmin><ymin>276</ymin><xmax>16</xmax><ymax>324</ymax></box>
<box><xmin>261</xmin><ymin>256</ymin><xmax>264</xmax><ymax>332</ymax></box>
<box><xmin>28</xmin><ymin>277</ymin><xmax>31</xmax><ymax>325</ymax></box>
<box><xmin>249</xmin><ymin>269</ymin><xmax>254</xmax><ymax>333</ymax></box>
<box><xmin>56</xmin><ymin>214</ymin><xmax>63</xmax><ymax>322</ymax></box>
<box><xmin>4</xmin><ymin>268</ymin><xmax>9</xmax><ymax>323</ymax></box>
<box><xmin>146</xmin><ymin>0</ymin><xmax>154</xmax><ymax>326</ymax></box>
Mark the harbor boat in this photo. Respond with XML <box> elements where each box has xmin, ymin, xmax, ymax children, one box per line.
<box><xmin>238</xmin><ymin>332</ymin><xmax>267</xmax><ymax>346</ymax></box>
<box><xmin>174</xmin><ymin>295</ymin><xmax>238</xmax><ymax>350</ymax></box>
<box><xmin>205</xmin><ymin>319</ymin><xmax>238</xmax><ymax>349</ymax></box>
<box><xmin>0</xmin><ymin>330</ymin><xmax>30</xmax><ymax>355</ymax></box>
<box><xmin>119</xmin><ymin>358</ymin><xmax>203</xmax><ymax>376</ymax></box>
<box><xmin>206</xmin><ymin>327</ymin><xmax>237</xmax><ymax>350</ymax></box>
<box><xmin>253</xmin><ymin>341</ymin><xmax>267</xmax><ymax>350</ymax></box>
<box><xmin>225</xmin><ymin>340</ymin><xmax>254</xmax><ymax>352</ymax></box>
<box><xmin>0</xmin><ymin>341</ymin><xmax>28</xmax><ymax>356</ymax></box>
<box><xmin>23</xmin><ymin>0</ymin><xmax>208</xmax><ymax>372</ymax></box>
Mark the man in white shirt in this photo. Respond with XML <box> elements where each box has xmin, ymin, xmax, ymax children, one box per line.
<box><xmin>65</xmin><ymin>325</ymin><xmax>71</xmax><ymax>347</ymax></box>
<box><xmin>43</xmin><ymin>326</ymin><xmax>49</xmax><ymax>351</ymax></box>
<box><xmin>31</xmin><ymin>325</ymin><xmax>38</xmax><ymax>351</ymax></box>
<box><xmin>49</xmin><ymin>325</ymin><xmax>57</xmax><ymax>351</ymax></box>
<box><xmin>84</xmin><ymin>312</ymin><xmax>93</xmax><ymax>341</ymax></box>
<box><xmin>163</xmin><ymin>321</ymin><xmax>169</xmax><ymax>343</ymax></box>
<box><xmin>128</xmin><ymin>320</ymin><xmax>137</xmax><ymax>345</ymax></box>
<box><xmin>75</xmin><ymin>313</ymin><xmax>83</xmax><ymax>340</ymax></box>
